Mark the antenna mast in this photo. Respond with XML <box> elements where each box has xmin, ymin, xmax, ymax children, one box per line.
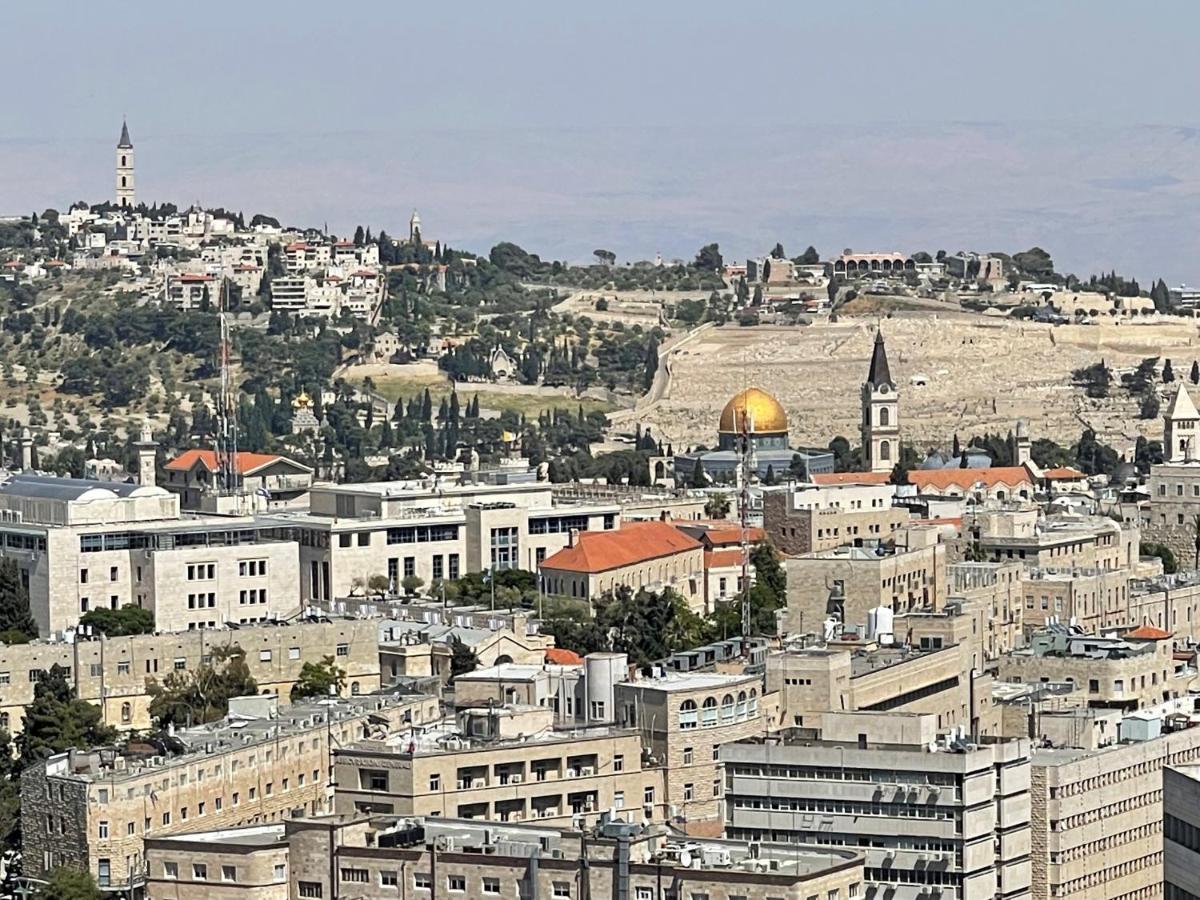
<box><xmin>216</xmin><ymin>277</ymin><xmax>239</xmax><ymax>497</ymax></box>
<box><xmin>738</xmin><ymin>403</ymin><xmax>753</xmax><ymax>649</ymax></box>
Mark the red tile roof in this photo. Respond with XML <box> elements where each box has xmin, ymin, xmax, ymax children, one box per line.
<box><xmin>1125</xmin><ymin>624</ymin><xmax>1171</xmax><ymax>641</ymax></box>
<box><xmin>178</xmin><ymin>273</ymin><xmax>214</xmax><ymax>282</ymax></box>
<box><xmin>165</xmin><ymin>449</ymin><xmax>298</xmax><ymax>475</ymax></box>
<box><xmin>676</xmin><ymin>521</ymin><xmax>765</xmax><ymax>548</ymax></box>
<box><xmin>812</xmin><ymin>472</ymin><xmax>893</xmax><ymax>486</ymax></box>
<box><xmin>539</xmin><ymin>522</ymin><xmax>701</xmax><ymax>574</ymax></box>
<box><xmin>907</xmin><ymin>466</ymin><xmax>1033</xmax><ymax>492</ymax></box>
<box><xmin>704</xmin><ymin>548</ymin><xmax>745</xmax><ymax>569</ymax></box>
<box><xmin>544</xmin><ymin>648</ymin><xmax>583</xmax><ymax>666</ymax></box>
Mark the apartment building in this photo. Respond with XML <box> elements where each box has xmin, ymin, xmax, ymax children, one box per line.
<box><xmin>1163</xmin><ymin>764</ymin><xmax>1200</xmax><ymax>900</ymax></box>
<box><xmin>1030</xmin><ymin>722</ymin><xmax>1200</xmax><ymax>900</ymax></box>
<box><xmin>783</xmin><ymin>524</ymin><xmax>948</xmax><ymax>636</ymax></box>
<box><xmin>768</xmin><ymin>639</ymin><xmax>996</xmax><ymax>738</ymax></box>
<box><xmin>0</xmin><ymin>618</ymin><xmax>382</xmax><ymax>736</ymax></box>
<box><xmin>723</xmin><ymin>712</ymin><xmax>1033</xmax><ymax>900</ymax></box>
<box><xmin>996</xmin><ymin>628</ymin><xmax>1186</xmax><ymax>715</ymax></box>
<box><xmin>20</xmin><ymin>692</ymin><xmax>441</xmax><ymax>895</ymax></box>
<box><xmin>762</xmin><ymin>477</ymin><xmax>910</xmax><ymax>555</ymax></box>
<box><xmin>947</xmin><ymin>560</ymin><xmax>1026</xmax><ymax>661</ymax></box>
<box><xmin>259</xmin><ymin>478</ymin><xmax>619</xmax><ymax>602</ymax></box>
<box><xmin>0</xmin><ymin>473</ymin><xmax>301</xmax><ymax>634</ymax></box>
<box><xmin>966</xmin><ymin>508</ymin><xmax>1138</xmax><ymax>572</ymax></box>
<box><xmin>162</xmin><ymin>450</ymin><xmax>313</xmax><ymax>513</ymax></box>
<box><xmin>1128</xmin><ymin>572</ymin><xmax>1200</xmax><ymax>634</ymax></box>
<box><xmin>145</xmin><ymin>814</ymin><xmax>866</xmax><ymax>900</ymax></box>
<box><xmin>539</xmin><ymin>520</ymin><xmax>707</xmax><ymax>610</ymax></box>
<box><xmin>1020</xmin><ymin>566</ymin><xmax>1130</xmax><ymax>633</ymax></box>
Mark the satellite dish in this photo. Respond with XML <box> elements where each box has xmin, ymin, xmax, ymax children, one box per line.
<box><xmin>679</xmin><ymin>850</ymin><xmax>693</xmax><ymax>868</ymax></box>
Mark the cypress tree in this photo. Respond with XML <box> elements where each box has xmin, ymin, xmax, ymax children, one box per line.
<box><xmin>0</xmin><ymin>558</ymin><xmax>38</xmax><ymax>640</ymax></box>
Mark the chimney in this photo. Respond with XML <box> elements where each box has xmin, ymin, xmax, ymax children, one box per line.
<box><xmin>135</xmin><ymin>424</ymin><xmax>157</xmax><ymax>487</ymax></box>
<box><xmin>568</xmin><ymin>528</ymin><xmax>579</xmax><ymax>548</ymax></box>
<box><xmin>18</xmin><ymin>428</ymin><xmax>32</xmax><ymax>471</ymax></box>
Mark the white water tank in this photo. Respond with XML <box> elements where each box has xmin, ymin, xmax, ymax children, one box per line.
<box><xmin>867</xmin><ymin>605</ymin><xmax>895</xmax><ymax>645</ymax></box>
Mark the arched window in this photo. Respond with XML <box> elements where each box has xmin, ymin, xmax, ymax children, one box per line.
<box><xmin>121</xmin><ymin>176</ymin><xmax>126</xmax><ymax>187</ymax></box>
<box><xmin>0</xmin><ymin>713</ymin><xmax>8</xmax><ymax>731</ymax></box>
<box><xmin>120</xmin><ymin>702</ymin><xmax>132</xmax><ymax>724</ymax></box>
<box><xmin>351</xmin><ymin>682</ymin><xmax>361</xmax><ymax>696</ymax></box>
<box><xmin>880</xmin><ymin>440</ymin><xmax>891</xmax><ymax>461</ymax></box>
<box><xmin>679</xmin><ymin>699</ymin><xmax>698</xmax><ymax>730</ymax></box>
<box><xmin>736</xmin><ymin>690</ymin><xmax>747</xmax><ymax>719</ymax></box>
<box><xmin>701</xmin><ymin>696</ymin><xmax>718</xmax><ymax>727</ymax></box>
<box><xmin>121</xmin><ymin>155</ymin><xmax>126</xmax><ymax>167</ymax></box>
<box><xmin>879</xmin><ymin>407</ymin><xmax>889</xmax><ymax>427</ymax></box>
<box><xmin>720</xmin><ymin>694</ymin><xmax>735</xmax><ymax>724</ymax></box>
<box><xmin>748</xmin><ymin>688</ymin><xmax>759</xmax><ymax>716</ymax></box>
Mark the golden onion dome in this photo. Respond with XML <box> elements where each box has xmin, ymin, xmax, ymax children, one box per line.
<box><xmin>718</xmin><ymin>387</ymin><xmax>788</xmax><ymax>434</ymax></box>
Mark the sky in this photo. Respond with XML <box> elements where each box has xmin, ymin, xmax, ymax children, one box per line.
<box><xmin>6</xmin><ymin>0</ymin><xmax>1200</xmax><ymax>282</ymax></box>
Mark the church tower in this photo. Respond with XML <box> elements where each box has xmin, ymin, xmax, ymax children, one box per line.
<box><xmin>1164</xmin><ymin>383</ymin><xmax>1200</xmax><ymax>462</ymax></box>
<box><xmin>861</xmin><ymin>330</ymin><xmax>900</xmax><ymax>473</ymax></box>
<box><xmin>409</xmin><ymin>209</ymin><xmax>421</xmax><ymax>243</ymax></box>
<box><xmin>116</xmin><ymin>119</ymin><xmax>135</xmax><ymax>209</ymax></box>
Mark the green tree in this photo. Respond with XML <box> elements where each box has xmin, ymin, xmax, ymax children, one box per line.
<box><xmin>1164</xmin><ymin>359</ymin><xmax>1176</xmax><ymax>383</ymax></box>
<box><xmin>146</xmin><ymin>646</ymin><xmax>257</xmax><ymax>728</ymax></box>
<box><xmin>689</xmin><ymin>458</ymin><xmax>707</xmax><ymax>488</ymax></box>
<box><xmin>1141</xmin><ymin>541</ymin><xmax>1178</xmax><ymax>574</ymax></box>
<box><xmin>704</xmin><ymin>493</ymin><xmax>731</xmax><ymax>519</ymax></box>
<box><xmin>770</xmin><ymin>243</ymin><xmax>785</xmax><ymax>259</ymax></box>
<box><xmin>78</xmin><ymin>605</ymin><xmax>154</xmax><ymax>637</ymax></box>
<box><xmin>290</xmin><ymin>656</ymin><xmax>346</xmax><ymax>701</ymax></box>
<box><xmin>401</xmin><ymin>574</ymin><xmax>424</xmax><ymax>596</ymax></box>
<box><xmin>0</xmin><ymin>728</ymin><xmax>21</xmax><ymax>853</ymax></box>
<box><xmin>797</xmin><ymin>246</ymin><xmax>820</xmax><ymax>265</ymax></box>
<box><xmin>16</xmin><ymin>665</ymin><xmax>115</xmax><ymax>762</ymax></box>
<box><xmin>367</xmin><ymin>574</ymin><xmax>390</xmax><ymax>596</ymax></box>
<box><xmin>694</xmin><ymin>243</ymin><xmax>723</xmax><ymax>271</ymax></box>
<box><xmin>0</xmin><ymin>558</ymin><xmax>38</xmax><ymax>640</ymax></box>
<box><xmin>35</xmin><ymin>867</ymin><xmax>103</xmax><ymax>900</ymax></box>
<box><xmin>449</xmin><ymin>637</ymin><xmax>478</xmax><ymax>678</ymax></box>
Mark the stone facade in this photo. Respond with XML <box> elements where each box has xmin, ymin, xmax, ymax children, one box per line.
<box><xmin>762</xmin><ymin>482</ymin><xmax>910</xmax><ymax>555</ymax></box>
<box><xmin>145</xmin><ymin>825</ymin><xmax>289</xmax><ymax>900</ymax></box>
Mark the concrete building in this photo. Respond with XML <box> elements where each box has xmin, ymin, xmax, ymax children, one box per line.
<box><xmin>539</xmin><ymin>520</ymin><xmax>706</xmax><ymax>610</ymax></box>
<box><xmin>723</xmin><ymin>712</ymin><xmax>1033</xmax><ymax>900</ymax></box>
<box><xmin>0</xmin><ymin>473</ymin><xmax>301</xmax><ymax>634</ymax></box>
<box><xmin>20</xmin><ymin>692</ymin><xmax>441</xmax><ymax>895</ymax></box>
<box><xmin>146</xmin><ymin>813</ymin><xmax>865</xmax><ymax>900</ymax></box>
<box><xmin>1019</xmin><ymin>566</ymin><xmax>1130</xmax><ymax>633</ymax></box>
<box><xmin>783</xmin><ymin>524</ymin><xmax>948</xmax><ymax>637</ymax></box>
<box><xmin>260</xmin><ymin>478</ymin><xmax>619</xmax><ymax>604</ymax></box>
<box><xmin>762</xmin><ymin>475</ymin><xmax>910</xmax><ymax>555</ymax></box>
<box><xmin>1164</xmin><ymin>763</ymin><xmax>1200</xmax><ymax>900</ymax></box>
<box><xmin>1030</xmin><ymin>722</ymin><xmax>1200</xmax><ymax>900</ymax></box>
<box><xmin>0</xmin><ymin>618</ymin><xmax>382</xmax><ymax>736</ymax></box>
<box><xmin>966</xmin><ymin>508</ymin><xmax>1138</xmax><ymax>573</ymax></box>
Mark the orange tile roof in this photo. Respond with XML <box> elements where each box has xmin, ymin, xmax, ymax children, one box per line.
<box><xmin>540</xmin><ymin>522</ymin><xmax>701</xmax><ymax>575</ymax></box>
<box><xmin>165</xmin><ymin>449</ymin><xmax>295</xmax><ymax>475</ymax></box>
<box><xmin>544</xmin><ymin>648</ymin><xmax>583</xmax><ymax>666</ymax></box>
<box><xmin>812</xmin><ymin>472</ymin><xmax>893</xmax><ymax>486</ymax></box>
<box><xmin>704</xmin><ymin>548</ymin><xmax>746</xmax><ymax>569</ymax></box>
<box><xmin>1043</xmin><ymin>467</ymin><xmax>1086</xmax><ymax>480</ymax></box>
<box><xmin>677</xmin><ymin>522</ymin><xmax>765</xmax><ymax>547</ymax></box>
<box><xmin>1125</xmin><ymin>624</ymin><xmax>1171</xmax><ymax>640</ymax></box>
<box><xmin>178</xmin><ymin>273</ymin><xmax>214</xmax><ymax>282</ymax></box>
<box><xmin>907</xmin><ymin>466</ymin><xmax>1033</xmax><ymax>492</ymax></box>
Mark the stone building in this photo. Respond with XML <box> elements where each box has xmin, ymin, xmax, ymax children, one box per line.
<box><xmin>1164</xmin><ymin>763</ymin><xmax>1200</xmax><ymax>900</ymax></box>
<box><xmin>21</xmin><ymin>692</ymin><xmax>441</xmax><ymax>894</ymax></box>
<box><xmin>723</xmin><ymin>712</ymin><xmax>1033</xmax><ymax>900</ymax></box>
<box><xmin>258</xmin><ymin>478</ymin><xmax>619</xmax><ymax>603</ymax></box>
<box><xmin>1029</xmin><ymin>723</ymin><xmax>1200</xmax><ymax>900</ymax></box>
<box><xmin>908</xmin><ymin>466</ymin><xmax>1036</xmax><ymax>502</ymax></box>
<box><xmin>539</xmin><ymin>520</ymin><xmax>707</xmax><ymax>610</ymax></box>
<box><xmin>0</xmin><ymin>473</ymin><xmax>301</xmax><ymax>635</ymax></box>
<box><xmin>162</xmin><ymin>449</ymin><xmax>313</xmax><ymax>513</ymax></box>
<box><xmin>145</xmin><ymin>814</ymin><xmax>865</xmax><ymax>900</ymax></box>
<box><xmin>1019</xmin><ymin>566</ymin><xmax>1131</xmax><ymax>634</ymax></box>
<box><xmin>116</xmin><ymin>120</ymin><xmax>135</xmax><ymax>209</ymax></box>
<box><xmin>783</xmin><ymin>524</ymin><xmax>948</xmax><ymax>637</ymax></box>
<box><xmin>966</xmin><ymin>507</ymin><xmax>1138</xmax><ymax>573</ymax></box>
<box><xmin>762</xmin><ymin>474</ymin><xmax>910</xmax><ymax>555</ymax></box>
<box><xmin>0</xmin><ymin>618</ymin><xmax>381</xmax><ymax>736</ymax></box>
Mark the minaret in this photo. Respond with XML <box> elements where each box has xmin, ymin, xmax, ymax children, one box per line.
<box><xmin>135</xmin><ymin>424</ymin><xmax>157</xmax><ymax>487</ymax></box>
<box><xmin>1164</xmin><ymin>383</ymin><xmax>1200</xmax><ymax>462</ymax></box>
<box><xmin>116</xmin><ymin>119</ymin><xmax>135</xmax><ymax>209</ymax></box>
<box><xmin>861</xmin><ymin>330</ymin><xmax>900</xmax><ymax>473</ymax></box>
<box><xmin>1015</xmin><ymin>419</ymin><xmax>1031</xmax><ymax>467</ymax></box>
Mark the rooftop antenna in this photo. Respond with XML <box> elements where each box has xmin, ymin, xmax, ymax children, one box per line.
<box><xmin>737</xmin><ymin>351</ymin><xmax>753</xmax><ymax>653</ymax></box>
<box><xmin>215</xmin><ymin>277</ymin><xmax>239</xmax><ymax>499</ymax></box>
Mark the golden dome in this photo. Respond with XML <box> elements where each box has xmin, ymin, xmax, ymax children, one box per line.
<box><xmin>718</xmin><ymin>387</ymin><xmax>788</xmax><ymax>434</ymax></box>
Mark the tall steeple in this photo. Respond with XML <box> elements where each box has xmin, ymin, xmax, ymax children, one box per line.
<box><xmin>861</xmin><ymin>330</ymin><xmax>900</xmax><ymax>473</ymax></box>
<box><xmin>1164</xmin><ymin>383</ymin><xmax>1200</xmax><ymax>462</ymax></box>
<box><xmin>116</xmin><ymin>119</ymin><xmax>135</xmax><ymax>209</ymax></box>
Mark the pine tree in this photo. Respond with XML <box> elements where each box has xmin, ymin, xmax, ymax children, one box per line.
<box><xmin>0</xmin><ymin>558</ymin><xmax>37</xmax><ymax>640</ymax></box>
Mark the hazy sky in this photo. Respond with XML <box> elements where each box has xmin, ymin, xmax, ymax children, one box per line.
<box><xmin>6</xmin><ymin>1</ymin><xmax>1200</xmax><ymax>281</ymax></box>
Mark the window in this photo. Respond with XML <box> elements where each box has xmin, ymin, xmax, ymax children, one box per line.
<box><xmin>336</xmin><ymin>644</ymin><xmax>349</xmax><ymax>657</ymax></box>
<box><xmin>363</xmin><ymin>770</ymin><xmax>388</xmax><ymax>791</ymax></box>
<box><xmin>684</xmin><ymin>745</ymin><xmax>695</xmax><ymax>765</ymax></box>
<box><xmin>117</xmin><ymin>661</ymin><xmax>131</xmax><ymax>676</ymax></box>
<box><xmin>679</xmin><ymin>699</ymin><xmax>698</xmax><ymax>729</ymax></box>
<box><xmin>341</xmin><ymin>868</ymin><xmax>368</xmax><ymax>884</ymax></box>
<box><xmin>414</xmin><ymin>873</ymin><xmax>432</xmax><ymax>891</ymax></box>
<box><xmin>482</xmin><ymin>877</ymin><xmax>501</xmax><ymax>894</ymax></box>
<box><xmin>590</xmin><ymin>700</ymin><xmax>605</xmax><ymax>719</ymax></box>
<box><xmin>448</xmin><ymin>874</ymin><xmax>466</xmax><ymax>892</ymax></box>
<box><xmin>448</xmin><ymin>554</ymin><xmax>460</xmax><ymax>580</ymax></box>
<box><xmin>290</xmin><ymin>646</ymin><xmax>301</xmax><ymax>660</ymax></box>
<box><xmin>299</xmin><ymin>882</ymin><xmax>323</xmax><ymax>898</ymax></box>
<box><xmin>260</xmin><ymin>650</ymin><xmax>272</xmax><ymax>662</ymax></box>
<box><xmin>162</xmin><ymin>812</ymin><xmax>171</xmax><ymax>826</ymax></box>
<box><xmin>98</xmin><ymin>821</ymin><xmax>109</xmax><ymax>839</ymax></box>
<box><xmin>163</xmin><ymin>862</ymin><xmax>178</xmax><ymax>880</ymax></box>
<box><xmin>613</xmin><ymin>754</ymin><xmax>624</xmax><ymax>772</ymax></box>
<box><xmin>553</xmin><ymin>883</ymin><xmax>571</xmax><ymax>899</ymax></box>
<box><xmin>80</xmin><ymin>569</ymin><xmax>88</xmax><ymax>584</ymax></box>
<box><xmin>614</xmin><ymin>790</ymin><xmax>625</xmax><ymax>809</ymax></box>
<box><xmin>274</xmin><ymin>864</ymin><xmax>286</xmax><ymax>882</ymax></box>
<box><xmin>110</xmin><ymin>566</ymin><xmax>118</xmax><ymax>581</ymax></box>
<box><xmin>378</xmin><ymin>870</ymin><xmax>398</xmax><ymax>887</ymax></box>
<box><xmin>429</xmin><ymin>774</ymin><xmax>441</xmax><ymax>791</ymax></box>
<box><xmin>637</xmin><ymin>890</ymin><xmax>653</xmax><ymax>900</ymax></box>
<box><xmin>683</xmin><ymin>783</ymin><xmax>694</xmax><ymax>801</ymax></box>
<box><xmin>193</xmin><ymin>863</ymin><xmax>208</xmax><ymax>881</ymax></box>
<box><xmin>222</xmin><ymin>866</ymin><xmax>237</xmax><ymax>882</ymax></box>
<box><xmin>97</xmin><ymin>859</ymin><xmax>111</xmax><ymax>887</ymax></box>
<box><xmin>644</xmin><ymin>786</ymin><xmax>655</xmax><ymax>805</ymax></box>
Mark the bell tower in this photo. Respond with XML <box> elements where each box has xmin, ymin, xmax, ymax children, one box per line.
<box><xmin>861</xmin><ymin>330</ymin><xmax>900</xmax><ymax>473</ymax></box>
<box><xmin>116</xmin><ymin>119</ymin><xmax>135</xmax><ymax>209</ymax></box>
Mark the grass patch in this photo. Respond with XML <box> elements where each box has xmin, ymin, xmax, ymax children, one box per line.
<box><xmin>354</xmin><ymin>374</ymin><xmax>616</xmax><ymax>418</ymax></box>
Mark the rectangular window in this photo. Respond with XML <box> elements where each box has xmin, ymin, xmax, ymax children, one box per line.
<box><xmin>414</xmin><ymin>873</ymin><xmax>432</xmax><ymax>890</ymax></box>
<box><xmin>363</xmin><ymin>770</ymin><xmax>388</xmax><ymax>791</ymax></box>
<box><xmin>221</xmin><ymin>866</ymin><xmax>236</xmax><ymax>882</ymax></box>
<box><xmin>448</xmin><ymin>875</ymin><xmax>466</xmax><ymax>892</ymax></box>
<box><xmin>299</xmin><ymin>882</ymin><xmax>323</xmax><ymax>898</ymax></box>
<box><xmin>432</xmin><ymin>555</ymin><xmax>444</xmax><ymax>580</ymax></box>
<box><xmin>163</xmin><ymin>862</ymin><xmax>178</xmax><ymax>880</ymax></box>
<box><xmin>193</xmin><ymin>864</ymin><xmax>208</xmax><ymax>881</ymax></box>
<box><xmin>98</xmin><ymin>821</ymin><xmax>109</xmax><ymax>839</ymax></box>
<box><xmin>274</xmin><ymin>864</ymin><xmax>286</xmax><ymax>882</ymax></box>
<box><xmin>404</xmin><ymin>556</ymin><xmax>415</xmax><ymax>578</ymax></box>
<box><xmin>448</xmin><ymin>554</ymin><xmax>460</xmax><ymax>580</ymax></box>
<box><xmin>336</xmin><ymin>643</ymin><xmax>349</xmax><ymax>657</ymax></box>
<box><xmin>381</xmin><ymin>871</ymin><xmax>399</xmax><ymax>887</ymax></box>
<box><xmin>429</xmin><ymin>773</ymin><xmax>441</xmax><ymax>791</ymax></box>
<box><xmin>80</xmin><ymin>569</ymin><xmax>88</xmax><ymax>584</ymax></box>
<box><xmin>482</xmin><ymin>877</ymin><xmax>501</xmax><ymax>894</ymax></box>
<box><xmin>290</xmin><ymin>646</ymin><xmax>301</xmax><ymax>660</ymax></box>
<box><xmin>683</xmin><ymin>783</ymin><xmax>694</xmax><ymax>801</ymax></box>
<box><xmin>553</xmin><ymin>883</ymin><xmax>571</xmax><ymax>899</ymax></box>
<box><xmin>613</xmin><ymin>754</ymin><xmax>624</xmax><ymax>772</ymax></box>
<box><xmin>117</xmin><ymin>661</ymin><xmax>130</xmax><ymax>675</ymax></box>
<box><xmin>340</xmin><ymin>869</ymin><xmax>368</xmax><ymax>884</ymax></box>
<box><xmin>260</xmin><ymin>650</ymin><xmax>272</xmax><ymax>662</ymax></box>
